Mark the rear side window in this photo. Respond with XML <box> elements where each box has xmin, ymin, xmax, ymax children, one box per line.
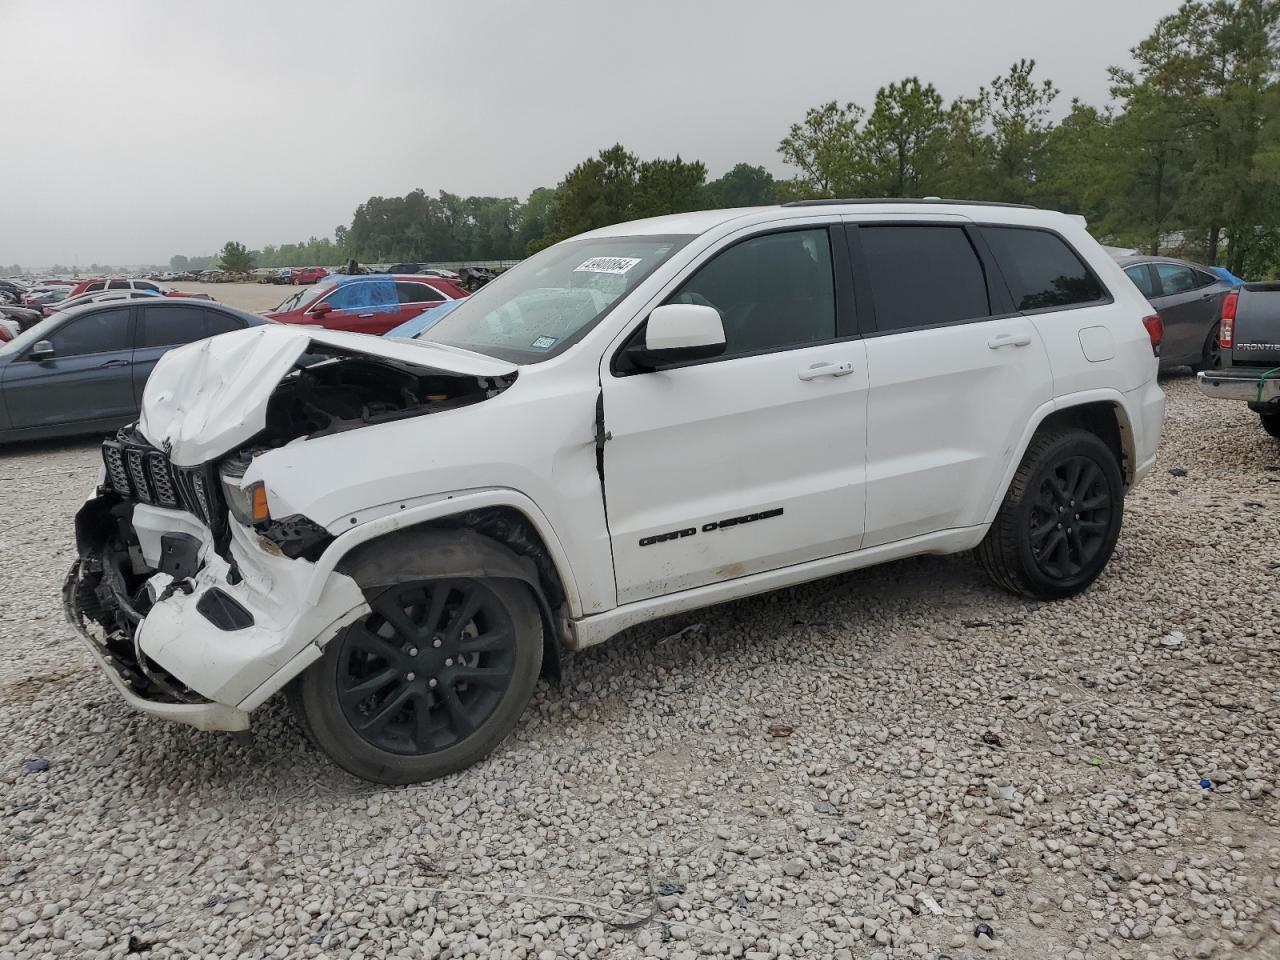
<box><xmin>983</xmin><ymin>227</ymin><xmax>1105</xmax><ymax>311</ymax></box>
<box><xmin>859</xmin><ymin>225</ymin><xmax>990</xmax><ymax>331</ymax></box>
<box><xmin>205</xmin><ymin>309</ymin><xmax>245</xmax><ymax>336</ymax></box>
<box><xmin>669</xmin><ymin>228</ymin><xmax>836</xmax><ymax>357</ymax></box>
<box><xmin>86</xmin><ymin>280</ymin><xmax>106</xmax><ymax>293</ymax></box>
<box><xmin>138</xmin><ymin>305</ymin><xmax>206</xmax><ymax>347</ymax></box>
<box><xmin>46</xmin><ymin>308</ymin><xmax>131</xmax><ymax>357</ymax></box>
<box><xmin>1124</xmin><ymin>265</ymin><xmax>1156</xmax><ymax>298</ymax></box>
<box><xmin>107</xmin><ymin>279</ymin><xmax>130</xmax><ymax>290</ymax></box>
<box><xmin>396</xmin><ymin>281</ymin><xmax>445</xmax><ymax>304</ymax></box>
<box><xmin>1155</xmin><ymin>262</ymin><xmax>1214</xmax><ymax>295</ymax></box>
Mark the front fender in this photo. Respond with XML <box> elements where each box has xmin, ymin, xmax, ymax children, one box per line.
<box><xmin>303</xmin><ymin>487</ymin><xmax>584</xmax><ymax>618</ymax></box>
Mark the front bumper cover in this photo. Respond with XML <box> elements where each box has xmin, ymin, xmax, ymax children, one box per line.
<box><xmin>66</xmin><ymin>490</ymin><xmax>367</xmax><ymax>733</ymax></box>
<box><xmin>63</xmin><ymin>558</ymin><xmax>250</xmax><ymax>732</ymax></box>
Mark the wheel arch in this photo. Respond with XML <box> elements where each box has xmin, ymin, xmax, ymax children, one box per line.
<box><xmin>985</xmin><ymin>392</ymin><xmax>1136</xmax><ymax>525</ymax></box>
<box><xmin>330</xmin><ymin>514</ymin><xmax>572</xmax><ymax>681</ymax></box>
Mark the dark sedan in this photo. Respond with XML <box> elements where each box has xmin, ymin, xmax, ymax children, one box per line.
<box><xmin>0</xmin><ymin>298</ymin><xmax>271</xmax><ymax>443</ymax></box>
<box><xmin>1118</xmin><ymin>255</ymin><xmax>1235</xmax><ymax>370</ymax></box>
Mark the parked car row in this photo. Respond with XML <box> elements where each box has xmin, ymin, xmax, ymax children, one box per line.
<box><xmin>264</xmin><ymin>273</ymin><xmax>468</xmax><ymax>335</ymax></box>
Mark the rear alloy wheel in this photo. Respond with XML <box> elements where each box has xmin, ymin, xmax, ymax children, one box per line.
<box><xmin>1192</xmin><ymin>324</ymin><xmax>1222</xmax><ymax>372</ymax></box>
<box><xmin>978</xmin><ymin>428</ymin><xmax>1124</xmax><ymax>600</ymax></box>
<box><xmin>290</xmin><ymin>577</ymin><xmax>542</xmax><ymax>784</ymax></box>
<box><xmin>1261</xmin><ymin>411</ymin><xmax>1280</xmax><ymax>439</ymax></box>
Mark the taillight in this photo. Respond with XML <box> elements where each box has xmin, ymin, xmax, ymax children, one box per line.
<box><xmin>1142</xmin><ymin>313</ymin><xmax>1163</xmax><ymax>353</ymax></box>
<box><xmin>1220</xmin><ymin>291</ymin><xmax>1238</xmax><ymax>348</ymax></box>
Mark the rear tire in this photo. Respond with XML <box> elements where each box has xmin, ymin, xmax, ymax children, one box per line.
<box><xmin>977</xmin><ymin>428</ymin><xmax>1124</xmax><ymax>600</ymax></box>
<box><xmin>1192</xmin><ymin>324</ymin><xmax>1222</xmax><ymax>372</ymax></box>
<box><xmin>1261</xmin><ymin>411</ymin><xmax>1280</xmax><ymax>439</ymax></box>
<box><xmin>289</xmin><ymin>577</ymin><xmax>542</xmax><ymax>784</ymax></box>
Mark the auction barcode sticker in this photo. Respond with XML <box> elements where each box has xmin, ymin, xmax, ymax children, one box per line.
<box><xmin>573</xmin><ymin>256</ymin><xmax>641</xmax><ymax>275</ymax></box>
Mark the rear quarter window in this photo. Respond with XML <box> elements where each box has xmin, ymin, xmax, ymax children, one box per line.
<box><xmin>982</xmin><ymin>226</ymin><xmax>1107</xmax><ymax>311</ymax></box>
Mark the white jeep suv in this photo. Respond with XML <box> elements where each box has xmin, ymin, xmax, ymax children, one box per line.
<box><xmin>66</xmin><ymin>200</ymin><xmax>1166</xmax><ymax>783</ymax></box>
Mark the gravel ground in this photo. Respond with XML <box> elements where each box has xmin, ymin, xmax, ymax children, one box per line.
<box><xmin>1</xmin><ymin>374</ymin><xmax>1277</xmax><ymax>960</ymax></box>
<box><xmin>168</xmin><ymin>282</ymin><xmax>302</xmax><ymax>313</ymax></box>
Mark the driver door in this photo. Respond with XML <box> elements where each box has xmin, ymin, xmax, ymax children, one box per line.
<box><xmin>4</xmin><ymin>306</ymin><xmax>137</xmax><ymax>430</ymax></box>
<box><xmin>601</xmin><ymin>225</ymin><xmax>868</xmax><ymax>604</ymax></box>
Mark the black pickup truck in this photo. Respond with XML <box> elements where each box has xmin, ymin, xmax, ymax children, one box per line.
<box><xmin>1198</xmin><ymin>283</ymin><xmax>1280</xmax><ymax>437</ymax></box>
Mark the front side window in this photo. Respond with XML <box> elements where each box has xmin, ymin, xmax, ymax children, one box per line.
<box><xmin>1124</xmin><ymin>264</ymin><xmax>1156</xmax><ymax>298</ymax></box>
<box><xmin>982</xmin><ymin>226</ymin><xmax>1105</xmax><ymax>311</ymax></box>
<box><xmin>45</xmin><ymin>308</ymin><xmax>131</xmax><ymax>357</ymax></box>
<box><xmin>138</xmin><ymin>305</ymin><xmax>206</xmax><ymax>347</ymax></box>
<box><xmin>860</xmin><ymin>225</ymin><xmax>990</xmax><ymax>331</ymax></box>
<box><xmin>321</xmin><ymin>279</ymin><xmax>397</xmax><ymax>312</ymax></box>
<box><xmin>1155</xmin><ymin>262</ymin><xmax>1204</xmax><ymax>295</ymax></box>
<box><xmin>668</xmin><ymin>228</ymin><xmax>836</xmax><ymax>356</ymax></box>
<box><xmin>421</xmin><ymin>235</ymin><xmax>691</xmax><ymax>363</ymax></box>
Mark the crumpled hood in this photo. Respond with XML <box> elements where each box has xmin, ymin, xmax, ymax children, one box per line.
<box><xmin>138</xmin><ymin>325</ymin><xmax>516</xmax><ymax>467</ymax></box>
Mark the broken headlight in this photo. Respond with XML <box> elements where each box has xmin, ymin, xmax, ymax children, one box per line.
<box><xmin>219</xmin><ymin>459</ymin><xmax>269</xmax><ymax>526</ymax></box>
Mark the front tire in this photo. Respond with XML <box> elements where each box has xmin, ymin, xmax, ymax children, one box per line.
<box><xmin>978</xmin><ymin>428</ymin><xmax>1124</xmax><ymax>600</ymax></box>
<box><xmin>290</xmin><ymin>577</ymin><xmax>542</xmax><ymax>784</ymax></box>
<box><xmin>1261</xmin><ymin>411</ymin><xmax>1280</xmax><ymax>439</ymax></box>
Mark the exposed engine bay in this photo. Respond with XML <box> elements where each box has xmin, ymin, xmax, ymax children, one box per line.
<box><xmin>259</xmin><ymin>352</ymin><xmax>513</xmax><ymax>447</ymax></box>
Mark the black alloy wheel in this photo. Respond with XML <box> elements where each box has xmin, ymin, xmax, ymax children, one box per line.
<box><xmin>1027</xmin><ymin>456</ymin><xmax>1112</xmax><ymax>580</ymax></box>
<box><xmin>290</xmin><ymin>576</ymin><xmax>543</xmax><ymax>784</ymax></box>
<box><xmin>336</xmin><ymin>580</ymin><xmax>517</xmax><ymax>755</ymax></box>
<box><xmin>977</xmin><ymin>428</ymin><xmax>1124</xmax><ymax>600</ymax></box>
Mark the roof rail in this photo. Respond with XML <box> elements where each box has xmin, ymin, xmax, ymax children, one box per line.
<box><xmin>781</xmin><ymin>197</ymin><xmax>1037</xmax><ymax>209</ymax></box>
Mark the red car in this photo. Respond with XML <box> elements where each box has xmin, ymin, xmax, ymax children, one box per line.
<box><xmin>264</xmin><ymin>274</ymin><xmax>469</xmax><ymax>335</ymax></box>
<box><xmin>66</xmin><ymin>278</ymin><xmax>201</xmax><ymax>299</ymax></box>
<box><xmin>290</xmin><ymin>266</ymin><xmax>330</xmax><ymax>285</ymax></box>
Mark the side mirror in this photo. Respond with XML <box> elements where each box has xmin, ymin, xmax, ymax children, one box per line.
<box><xmin>310</xmin><ymin>302</ymin><xmax>333</xmax><ymax>318</ymax></box>
<box><xmin>627</xmin><ymin>304</ymin><xmax>726</xmax><ymax>370</ymax></box>
<box><xmin>29</xmin><ymin>340</ymin><xmax>55</xmax><ymax>361</ymax></box>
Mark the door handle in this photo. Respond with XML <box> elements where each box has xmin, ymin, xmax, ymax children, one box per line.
<box><xmin>797</xmin><ymin>360</ymin><xmax>854</xmax><ymax>381</ymax></box>
<box><xmin>988</xmin><ymin>332</ymin><xmax>1032</xmax><ymax>349</ymax></box>
<box><xmin>358</xmin><ymin>313</ymin><xmax>375</xmax><ymax>318</ymax></box>
<box><xmin>98</xmin><ymin>358</ymin><xmax>129</xmax><ymax>368</ymax></box>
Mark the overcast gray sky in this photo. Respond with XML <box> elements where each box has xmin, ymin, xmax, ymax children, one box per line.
<box><xmin>1</xmin><ymin>0</ymin><xmax>1182</xmax><ymax>267</ymax></box>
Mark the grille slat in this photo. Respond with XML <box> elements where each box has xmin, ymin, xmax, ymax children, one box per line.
<box><xmin>100</xmin><ymin>434</ymin><xmax>224</xmax><ymax>535</ymax></box>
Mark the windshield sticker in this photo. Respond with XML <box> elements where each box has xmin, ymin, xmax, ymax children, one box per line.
<box><xmin>573</xmin><ymin>256</ymin><xmax>641</xmax><ymax>275</ymax></box>
<box><xmin>530</xmin><ymin>335</ymin><xmax>559</xmax><ymax>350</ymax></box>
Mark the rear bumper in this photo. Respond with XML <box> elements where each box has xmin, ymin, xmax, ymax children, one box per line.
<box><xmin>1197</xmin><ymin>368</ymin><xmax>1280</xmax><ymax>403</ymax></box>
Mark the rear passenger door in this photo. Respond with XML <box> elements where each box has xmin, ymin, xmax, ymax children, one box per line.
<box><xmin>131</xmin><ymin>303</ymin><xmax>230</xmax><ymax>403</ymax></box>
<box><xmin>395</xmin><ymin>280</ymin><xmax>447</xmax><ymax>328</ymax></box>
<box><xmin>1150</xmin><ymin>262</ymin><xmax>1220</xmax><ymax>363</ymax></box>
<box><xmin>849</xmin><ymin>221</ymin><xmax>1053</xmax><ymax>547</ymax></box>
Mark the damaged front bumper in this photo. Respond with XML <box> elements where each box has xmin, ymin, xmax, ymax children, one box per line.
<box><xmin>63</xmin><ymin>557</ymin><xmax>251</xmax><ymax>732</ymax></box>
<box><xmin>65</xmin><ymin>489</ymin><xmax>367</xmax><ymax>733</ymax></box>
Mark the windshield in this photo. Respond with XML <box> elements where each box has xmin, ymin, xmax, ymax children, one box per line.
<box><xmin>273</xmin><ymin>284</ymin><xmax>323</xmax><ymax>313</ymax></box>
<box><xmin>418</xmin><ymin>235</ymin><xmax>692</xmax><ymax>362</ymax></box>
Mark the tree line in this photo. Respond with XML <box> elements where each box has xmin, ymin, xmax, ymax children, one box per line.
<box><xmin>169</xmin><ymin>0</ymin><xmax>1277</xmax><ymax>278</ymax></box>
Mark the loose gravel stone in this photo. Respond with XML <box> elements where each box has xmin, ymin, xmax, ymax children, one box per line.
<box><xmin>0</xmin><ymin>374</ymin><xmax>1277</xmax><ymax>959</ymax></box>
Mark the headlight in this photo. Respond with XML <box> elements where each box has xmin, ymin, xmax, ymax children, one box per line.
<box><xmin>219</xmin><ymin>464</ymin><xmax>270</xmax><ymax>525</ymax></box>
